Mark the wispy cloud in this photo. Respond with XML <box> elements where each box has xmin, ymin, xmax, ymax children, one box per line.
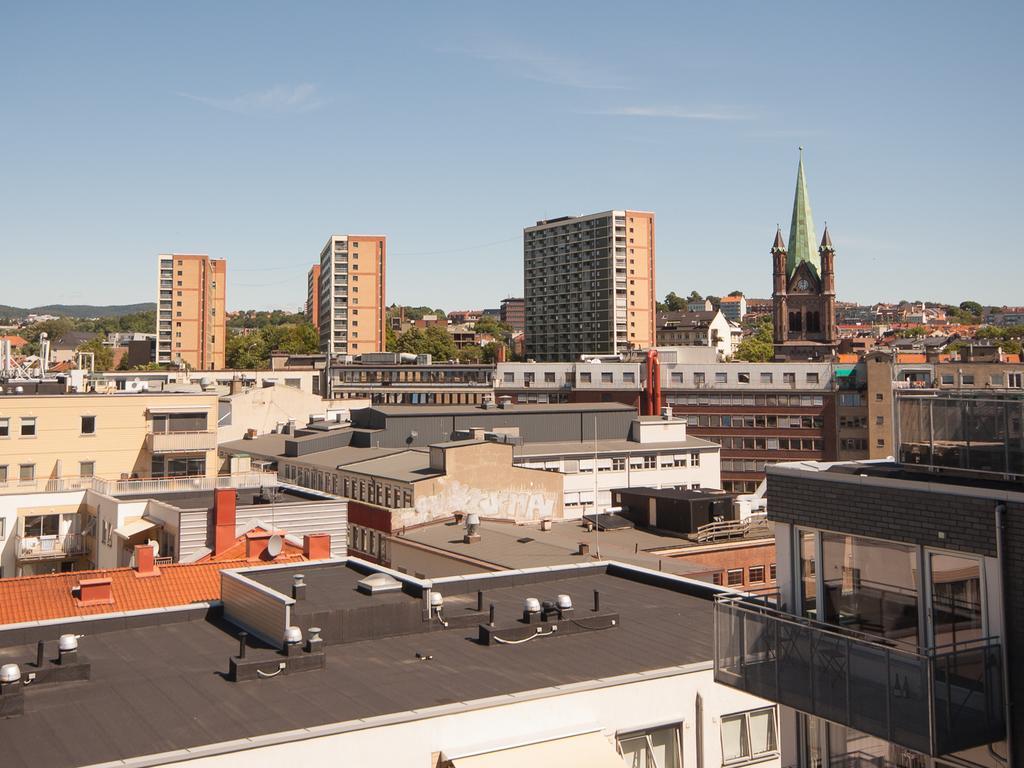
<box><xmin>592</xmin><ymin>105</ymin><xmax>753</xmax><ymax>121</ymax></box>
<box><xmin>178</xmin><ymin>84</ymin><xmax>327</xmax><ymax>114</ymax></box>
<box><xmin>456</xmin><ymin>43</ymin><xmax>625</xmax><ymax>90</ymax></box>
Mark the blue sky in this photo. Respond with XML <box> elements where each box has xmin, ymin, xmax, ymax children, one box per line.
<box><xmin>2</xmin><ymin>1</ymin><xmax>1021</xmax><ymax>311</ymax></box>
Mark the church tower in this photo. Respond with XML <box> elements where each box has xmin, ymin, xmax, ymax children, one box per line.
<box><xmin>771</xmin><ymin>149</ymin><xmax>838</xmax><ymax>361</ymax></box>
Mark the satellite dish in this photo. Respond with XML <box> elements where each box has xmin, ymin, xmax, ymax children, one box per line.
<box><xmin>147</xmin><ymin>538</ymin><xmax>160</xmax><ymax>557</ymax></box>
<box><xmin>267</xmin><ymin>534</ymin><xmax>284</xmax><ymax>558</ymax></box>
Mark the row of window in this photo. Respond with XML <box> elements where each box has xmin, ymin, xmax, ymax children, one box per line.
<box><xmin>0</xmin><ymin>414</ymin><xmax>206</xmax><ymax>438</ymax></box>
<box><xmin>348</xmin><ymin>524</ymin><xmax>388</xmax><ymax>562</ymax></box>
<box><xmin>705</xmin><ymin>436</ymin><xmax>823</xmax><ymax>452</ymax></box>
<box><xmin>721</xmin><ymin>459</ymin><xmax>780</xmax><ymax>473</ymax></box>
<box><xmin>669</xmin><ymin>370</ymin><xmax>824</xmax><ymax>386</ymax></box>
<box><xmin>711</xmin><ymin>563</ymin><xmax>777</xmax><ymax>587</ymax></box>
<box><xmin>683</xmin><ymin>414</ymin><xmax>825</xmax><ymax>429</ymax></box>
<box><xmin>504</xmin><ymin>370</ymin><xmax>638</xmax><ymax>385</ymax></box>
<box><xmin>722</xmin><ymin>479</ymin><xmax>761</xmax><ymax>494</ymax></box>
<box><xmin>524</xmin><ymin>452</ymin><xmax>701</xmax><ymax>474</ymax></box>
<box><xmin>0</xmin><ymin>462</ymin><xmax>94</xmax><ymax>484</ymax></box>
<box><xmin>616</xmin><ymin>707</ymin><xmax>778</xmax><ymax>767</ymax></box>
<box><xmin>282</xmin><ymin>464</ymin><xmax>413</xmax><ymax>508</ymax></box>
<box><xmin>666</xmin><ymin>393</ymin><xmax>825</xmax><ymax>408</ymax></box>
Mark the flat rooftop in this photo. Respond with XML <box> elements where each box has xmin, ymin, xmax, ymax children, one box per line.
<box><xmin>398</xmin><ymin>519</ymin><xmax>712</xmax><ymax>577</ymax></box>
<box><xmin>367</xmin><ymin>402</ymin><xmax>635</xmax><ymax>416</ymax></box>
<box><xmin>0</xmin><ymin>561</ymin><xmax>720</xmax><ymax>768</ymax></box>
<box><xmin>515</xmin><ymin>435</ymin><xmax>719</xmax><ymax>457</ymax></box>
<box><xmin>771</xmin><ymin>459</ymin><xmax>1024</xmax><ymax>494</ymax></box>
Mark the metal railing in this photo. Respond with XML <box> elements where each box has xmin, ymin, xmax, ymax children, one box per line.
<box><xmin>713</xmin><ymin>594</ymin><xmax>1005</xmax><ymax>757</ymax></box>
<box><xmin>695</xmin><ymin>513</ymin><xmax>769</xmax><ymax>542</ymax></box>
<box><xmin>15</xmin><ymin>533</ymin><xmax>87</xmax><ymax>560</ymax></box>
<box><xmin>0</xmin><ymin>472</ymin><xmax>278</xmax><ymax>497</ymax></box>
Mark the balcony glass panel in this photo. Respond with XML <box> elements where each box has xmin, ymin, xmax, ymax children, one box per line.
<box><xmin>714</xmin><ymin>596</ymin><xmax>1005</xmax><ymax>757</ymax></box>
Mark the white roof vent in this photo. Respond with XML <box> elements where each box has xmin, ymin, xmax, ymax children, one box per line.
<box><xmin>357</xmin><ymin>572</ymin><xmax>403</xmax><ymax>595</ymax></box>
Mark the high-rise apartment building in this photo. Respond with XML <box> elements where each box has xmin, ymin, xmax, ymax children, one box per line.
<box><xmin>306</xmin><ymin>263</ymin><xmax>321</xmax><ymax>331</ymax></box>
<box><xmin>499</xmin><ymin>297</ymin><xmax>525</xmax><ymax>331</ymax></box>
<box><xmin>156</xmin><ymin>254</ymin><xmax>226</xmax><ymax>370</ymax></box>
<box><xmin>318</xmin><ymin>235</ymin><xmax>386</xmax><ymax>357</ymax></box>
<box><xmin>524</xmin><ymin>210</ymin><xmax>655</xmax><ymax>362</ymax></box>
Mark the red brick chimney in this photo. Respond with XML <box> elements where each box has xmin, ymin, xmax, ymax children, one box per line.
<box><xmin>213</xmin><ymin>489</ymin><xmax>237</xmax><ymax>556</ymax></box>
<box><xmin>303</xmin><ymin>533</ymin><xmax>331</xmax><ymax>560</ymax></box>
<box><xmin>134</xmin><ymin>543</ymin><xmax>160</xmax><ymax>578</ymax></box>
<box><xmin>245</xmin><ymin>531</ymin><xmax>273</xmax><ymax>561</ymax></box>
<box><xmin>78</xmin><ymin>577</ymin><xmax>114</xmax><ymax>606</ymax></box>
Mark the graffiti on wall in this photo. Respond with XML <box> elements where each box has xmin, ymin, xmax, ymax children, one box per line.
<box><xmin>409</xmin><ymin>479</ymin><xmax>558</xmax><ymax>525</ymax></box>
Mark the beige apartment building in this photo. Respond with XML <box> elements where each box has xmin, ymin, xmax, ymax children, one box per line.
<box><xmin>0</xmin><ymin>391</ymin><xmax>219</xmax><ymax>492</ymax></box>
<box><xmin>306</xmin><ymin>262</ymin><xmax>321</xmax><ymax>331</ymax></box>
<box><xmin>525</xmin><ymin>210</ymin><xmax>655</xmax><ymax>361</ymax></box>
<box><xmin>318</xmin><ymin>235</ymin><xmax>387</xmax><ymax>357</ymax></box>
<box><xmin>156</xmin><ymin>253</ymin><xmax>227</xmax><ymax>369</ymax></box>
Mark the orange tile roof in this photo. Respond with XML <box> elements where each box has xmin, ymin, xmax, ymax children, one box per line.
<box><xmin>836</xmin><ymin>353</ymin><xmax>859</xmax><ymax>364</ymax></box>
<box><xmin>897</xmin><ymin>353</ymin><xmax>928</xmax><ymax>363</ymax></box>
<box><xmin>1006</xmin><ymin>354</ymin><xmax>1021</xmax><ymax>363</ymax></box>
<box><xmin>719</xmin><ymin>296</ymin><xmax>742</xmax><ymax>302</ymax></box>
<box><xmin>0</xmin><ymin>561</ymin><xmax>240</xmax><ymax>625</ymax></box>
<box><xmin>0</xmin><ymin>335</ymin><xmax>29</xmax><ymax>347</ymax></box>
<box><xmin>195</xmin><ymin>527</ymin><xmax>306</xmax><ymax>562</ymax></box>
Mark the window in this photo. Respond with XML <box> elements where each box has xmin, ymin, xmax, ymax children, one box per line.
<box><xmin>623</xmin><ymin>371</ymin><xmax>636</xmax><ymax>383</ymax></box>
<box><xmin>783</xmin><ymin>372</ymin><xmax>796</xmax><ymax>385</ymax></box>
<box><xmin>712</xmin><ymin>572</ymin><xmax>723</xmax><ymax>586</ymax></box>
<box><xmin>721</xmin><ymin>708</ymin><xmax>778</xmax><ymax>764</ymax></box>
<box><xmin>876</xmin><ymin>438</ymin><xmax>885</xmax><ymax>448</ymax></box>
<box><xmin>81</xmin><ymin>415</ymin><xmax>96</xmax><ymax>435</ymax></box>
<box><xmin>0</xmin><ymin>417</ymin><xmax>8</xmax><ymax>437</ymax></box>
<box><xmin>601</xmin><ymin>372</ymin><xmax>613</xmax><ymax>383</ymax></box>
<box><xmin>760</xmin><ymin>372</ymin><xmax>773</xmax><ymax>384</ymax></box>
<box><xmin>642</xmin><ymin>455</ymin><xmax>657</xmax><ymax>469</ymax></box>
<box><xmin>941</xmin><ymin>373</ymin><xmax>954</xmax><ymax>384</ymax></box>
<box><xmin>749</xmin><ymin>565</ymin><xmax>765</xmax><ymax>583</ymax></box>
<box><xmin>1009</xmin><ymin>372</ymin><xmax>1022</xmax><ymax>389</ymax></box>
<box><xmin>769</xmin><ymin>563</ymin><xmax>777</xmax><ymax>581</ymax></box>
<box><xmin>875</xmin><ymin>393</ymin><xmax>883</xmax><ymax>401</ymax></box>
<box><xmin>715</xmin><ymin>372</ymin><xmax>728</xmax><ymax>383</ymax></box>
<box><xmin>693</xmin><ymin>372</ymin><xmax>706</xmax><ymax>385</ymax></box>
<box><xmin>19</xmin><ymin>464</ymin><xmax>36</xmax><ymax>482</ymax></box>
<box><xmin>962</xmin><ymin>374</ymin><xmax>975</xmax><ymax>385</ymax></box>
<box><xmin>691</xmin><ymin>452</ymin><xmax>700</xmax><ymax>467</ymax></box>
<box><xmin>738</xmin><ymin>372</ymin><xmax>750</xmax><ymax>384</ymax></box>
<box><xmin>612</xmin><ymin>457</ymin><xmax>626</xmax><ymax>471</ymax></box>
<box><xmin>671</xmin><ymin>372</ymin><xmax>683</xmax><ymax>384</ymax></box>
<box><xmin>806</xmin><ymin>372</ymin><xmax>819</xmax><ymax>384</ymax></box>
<box><xmin>580</xmin><ymin>372</ymin><xmax>592</xmax><ymax>383</ymax></box>
<box><xmin>79</xmin><ymin>461</ymin><xmax>95</xmax><ymax>478</ymax></box>
<box><xmin>617</xmin><ymin>724</ymin><xmax>682</xmax><ymax>768</ymax></box>
<box><xmin>503</xmin><ymin>372</ymin><xmax>514</xmax><ymax>383</ymax></box>
<box><xmin>875</xmin><ymin>415</ymin><xmax>884</xmax><ymax>425</ymax></box>
<box><xmin>20</xmin><ymin>417</ymin><xmax>37</xmax><ymax>437</ymax></box>
<box><xmin>544</xmin><ymin>372</ymin><xmax>556</xmax><ymax>383</ymax></box>
<box><xmin>0</xmin><ymin>465</ymin><xmax>6</xmax><ymax>484</ymax></box>
<box><xmin>23</xmin><ymin>514</ymin><xmax>59</xmax><ymax>537</ymax></box>
<box><xmin>727</xmin><ymin>569</ymin><xmax>744</xmax><ymax>586</ymax></box>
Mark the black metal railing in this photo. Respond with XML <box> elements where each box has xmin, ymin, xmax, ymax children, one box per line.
<box><xmin>713</xmin><ymin>595</ymin><xmax>1005</xmax><ymax>757</ymax></box>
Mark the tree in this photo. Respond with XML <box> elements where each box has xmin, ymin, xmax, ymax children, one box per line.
<box><xmin>472</xmin><ymin>315</ymin><xmax>512</xmax><ymax>338</ymax></box>
<box><xmin>897</xmin><ymin>325</ymin><xmax>928</xmax><ymax>338</ymax></box>
<box><xmin>657</xmin><ymin>291</ymin><xmax>687</xmax><ymax>312</ymax></box>
<box><xmin>733</xmin><ymin>336</ymin><xmax>774</xmax><ymax>362</ymax></box>
<box><xmin>394</xmin><ymin>326</ymin><xmax>459</xmax><ymax>360</ymax></box>
<box><xmin>959</xmin><ymin>301</ymin><xmax>983</xmax><ymax>316</ymax></box>
<box><xmin>456</xmin><ymin>345</ymin><xmax>483</xmax><ymax>363</ymax></box>
<box><xmin>706</xmin><ymin>295</ymin><xmax>721</xmax><ymax>307</ymax></box>
<box><xmin>77</xmin><ymin>338</ymin><xmax>114</xmax><ymax>371</ymax></box>
<box><xmin>481</xmin><ymin>341</ymin><xmax>506</xmax><ymax>363</ymax></box>
<box><xmin>385</xmin><ymin>325</ymin><xmax>398</xmax><ymax>352</ymax></box>
<box><xmin>733</xmin><ymin>319</ymin><xmax>774</xmax><ymax>362</ymax></box>
<box><xmin>394</xmin><ymin>327</ymin><xmax>426</xmax><ymax>354</ymax></box>
<box><xmin>225</xmin><ymin>333</ymin><xmax>267</xmax><ymax>369</ymax></box>
<box><xmin>224</xmin><ymin>322</ymin><xmax>318</xmax><ymax>368</ymax></box>
<box><xmin>687</xmin><ymin>291</ymin><xmax>703</xmax><ymax>302</ymax></box>
<box><xmin>728</xmin><ymin>290</ymin><xmax>745</xmax><ymax>297</ymax></box>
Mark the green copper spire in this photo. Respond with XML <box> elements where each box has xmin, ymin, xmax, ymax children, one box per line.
<box><xmin>786</xmin><ymin>147</ymin><xmax>820</xmax><ymax>278</ymax></box>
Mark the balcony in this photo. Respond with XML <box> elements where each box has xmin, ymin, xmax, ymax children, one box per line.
<box><xmin>713</xmin><ymin>595</ymin><xmax>1005</xmax><ymax>757</ymax></box>
<box><xmin>15</xmin><ymin>533</ymin><xmax>87</xmax><ymax>560</ymax></box>
<box><xmin>147</xmin><ymin>430</ymin><xmax>217</xmax><ymax>453</ymax></box>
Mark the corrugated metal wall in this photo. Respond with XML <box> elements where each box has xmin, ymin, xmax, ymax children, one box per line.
<box><xmin>235</xmin><ymin>501</ymin><xmax>348</xmax><ymax>558</ymax></box>
<box><xmin>221</xmin><ymin>571</ymin><xmax>291</xmax><ymax>646</ymax></box>
<box><xmin>177</xmin><ymin>500</ymin><xmax>348</xmax><ymax>560</ymax></box>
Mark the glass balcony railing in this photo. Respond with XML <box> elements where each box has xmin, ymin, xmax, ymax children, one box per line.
<box><xmin>714</xmin><ymin>594</ymin><xmax>1005</xmax><ymax>757</ymax></box>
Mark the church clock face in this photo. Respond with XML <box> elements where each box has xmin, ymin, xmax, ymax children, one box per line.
<box><xmin>797</xmin><ymin>278</ymin><xmax>809</xmax><ymax>290</ymax></box>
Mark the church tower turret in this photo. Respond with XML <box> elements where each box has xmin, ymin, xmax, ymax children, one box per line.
<box><xmin>771</xmin><ymin>149</ymin><xmax>839</xmax><ymax>361</ymax></box>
